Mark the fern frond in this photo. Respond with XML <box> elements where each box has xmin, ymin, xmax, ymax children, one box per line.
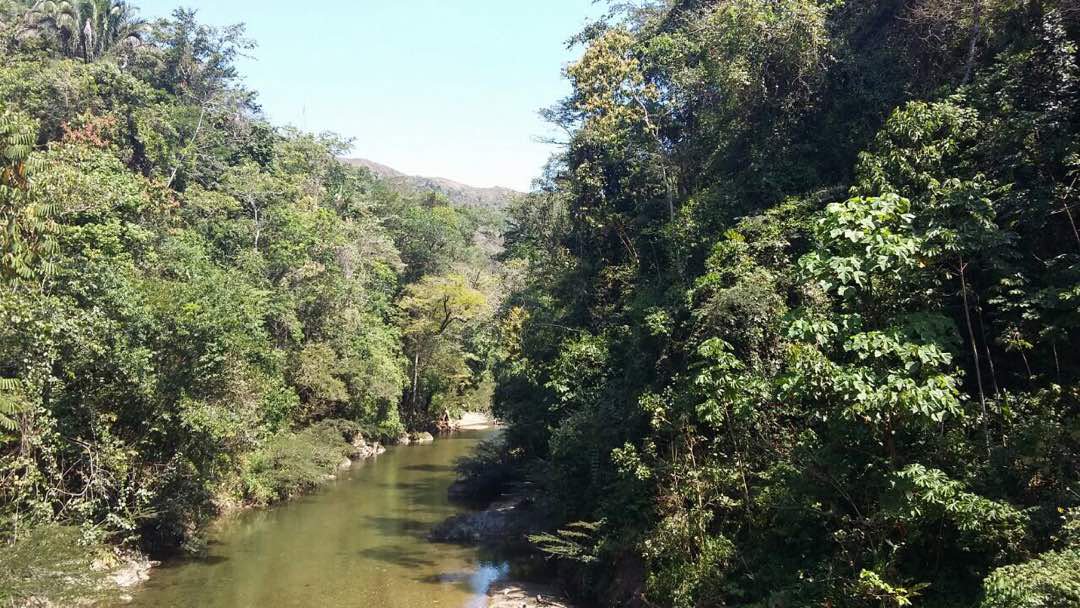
<box><xmin>0</xmin><ymin>377</ymin><xmax>26</xmax><ymax>432</ymax></box>
<box><xmin>529</xmin><ymin>519</ymin><xmax>606</xmax><ymax>564</ymax></box>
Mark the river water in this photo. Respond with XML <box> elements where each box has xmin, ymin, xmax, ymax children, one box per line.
<box><xmin>128</xmin><ymin>430</ymin><xmax>504</xmax><ymax>608</ymax></box>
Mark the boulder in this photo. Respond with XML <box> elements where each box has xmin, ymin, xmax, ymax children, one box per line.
<box><xmin>395</xmin><ymin>434</ymin><xmax>411</xmax><ymax>446</ymax></box>
<box><xmin>429</xmin><ymin>509</ymin><xmax>515</xmax><ymax>544</ymax></box>
<box><xmin>411</xmin><ymin>431</ymin><xmax>435</xmax><ymax>444</ymax></box>
<box><xmin>352</xmin><ymin>440</ymin><xmax>385</xmax><ymax>459</ymax></box>
<box><xmin>106</xmin><ymin>550</ymin><xmax>156</xmax><ymax>589</ymax></box>
<box><xmin>338</xmin><ymin>457</ymin><xmax>353</xmax><ymax>470</ymax></box>
<box><xmin>429</xmin><ymin>497</ymin><xmax>537</xmax><ymax>544</ymax></box>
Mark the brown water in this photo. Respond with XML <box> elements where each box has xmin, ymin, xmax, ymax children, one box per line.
<box><xmin>128</xmin><ymin>430</ymin><xmax>505</xmax><ymax>608</ymax></box>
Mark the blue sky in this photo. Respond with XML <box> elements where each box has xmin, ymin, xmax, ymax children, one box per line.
<box><xmin>134</xmin><ymin>1</ymin><xmax>604</xmax><ymax>190</ymax></box>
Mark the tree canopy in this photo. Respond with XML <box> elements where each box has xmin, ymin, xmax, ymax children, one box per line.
<box><xmin>492</xmin><ymin>1</ymin><xmax>1080</xmax><ymax>606</ymax></box>
<box><xmin>0</xmin><ymin>2</ymin><xmax>509</xmax><ymax>591</ymax></box>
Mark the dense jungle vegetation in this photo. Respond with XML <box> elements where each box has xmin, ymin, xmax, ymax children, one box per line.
<box><xmin>1</xmin><ymin>0</ymin><xmax>1079</xmax><ymax>607</ymax></box>
<box><xmin>0</xmin><ymin>0</ymin><xmax>508</xmax><ymax>599</ymax></box>
<box><xmin>490</xmin><ymin>0</ymin><xmax>1080</xmax><ymax>607</ymax></box>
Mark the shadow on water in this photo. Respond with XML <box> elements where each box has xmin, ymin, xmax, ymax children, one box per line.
<box><xmin>415</xmin><ymin>562</ymin><xmax>509</xmax><ymax>587</ymax></box>
<box><xmin>357</xmin><ymin>544</ymin><xmax>438</xmax><ymax>569</ymax></box>
<box><xmin>151</xmin><ymin>553</ymin><xmax>231</xmax><ymax>572</ymax></box>
<box><xmin>402</xmin><ymin>463</ymin><xmax>457</xmax><ymax>473</ymax></box>
<box><xmin>374</xmin><ymin>478</ymin><xmax>461</xmax><ymax>509</ymax></box>
<box><xmin>128</xmin><ymin>429</ymin><xmax>507</xmax><ymax>608</ymax></box>
<box><xmin>360</xmin><ymin>514</ymin><xmax>434</xmax><ymax>538</ymax></box>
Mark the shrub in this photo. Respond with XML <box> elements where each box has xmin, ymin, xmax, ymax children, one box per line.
<box><xmin>239</xmin><ymin>421</ymin><xmax>355</xmax><ymax>507</ymax></box>
<box><xmin>450</xmin><ymin>436</ymin><xmax>521</xmax><ymax>505</ymax></box>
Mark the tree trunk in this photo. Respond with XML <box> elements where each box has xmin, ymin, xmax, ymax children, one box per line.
<box><xmin>959</xmin><ymin>259</ymin><xmax>991</xmax><ymax>456</ymax></box>
<box><xmin>168</xmin><ymin>100</ymin><xmax>208</xmax><ymax>188</ymax></box>
<box><xmin>975</xmin><ymin>295</ymin><xmax>1000</xmax><ymax>397</ymax></box>
<box><xmin>411</xmin><ymin>351</ymin><xmax>420</xmax><ymax>408</ymax></box>
<box><xmin>962</xmin><ymin>0</ymin><xmax>983</xmax><ymax>85</ymax></box>
<box><xmin>1060</xmin><ymin>177</ymin><xmax>1080</xmax><ymax>250</ymax></box>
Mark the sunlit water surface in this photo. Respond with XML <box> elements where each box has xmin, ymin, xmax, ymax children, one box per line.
<box><xmin>127</xmin><ymin>430</ymin><xmax>504</xmax><ymax>608</ymax></box>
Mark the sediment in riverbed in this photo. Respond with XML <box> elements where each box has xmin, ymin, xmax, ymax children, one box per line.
<box><xmin>487</xmin><ymin>581</ymin><xmax>573</xmax><ymax>608</ymax></box>
<box><xmin>430</xmin><ymin>454</ymin><xmax>576</xmax><ymax>607</ymax></box>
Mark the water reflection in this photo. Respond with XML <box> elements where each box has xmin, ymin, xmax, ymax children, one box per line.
<box><xmin>128</xmin><ymin>431</ymin><xmax>504</xmax><ymax>608</ymax></box>
<box><xmin>469</xmin><ymin>563</ymin><xmax>511</xmax><ymax>607</ymax></box>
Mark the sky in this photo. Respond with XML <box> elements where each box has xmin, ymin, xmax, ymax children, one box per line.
<box><xmin>134</xmin><ymin>0</ymin><xmax>606</xmax><ymax>191</ymax></box>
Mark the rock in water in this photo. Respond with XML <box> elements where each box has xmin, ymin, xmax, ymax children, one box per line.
<box><xmin>411</xmin><ymin>431</ymin><xmax>435</xmax><ymax>444</ymax></box>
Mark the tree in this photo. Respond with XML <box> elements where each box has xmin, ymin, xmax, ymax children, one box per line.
<box><xmin>399</xmin><ymin>273</ymin><xmax>489</xmax><ymax>424</ymax></box>
<box><xmin>488</xmin><ymin>3</ymin><xmax>1080</xmax><ymax>606</ymax></box>
<box><xmin>0</xmin><ymin>108</ymin><xmax>56</xmax><ymax>289</ymax></box>
<box><xmin>22</xmin><ymin>0</ymin><xmax>146</xmax><ymax>63</ymax></box>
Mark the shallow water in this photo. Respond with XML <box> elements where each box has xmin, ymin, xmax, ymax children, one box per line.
<box><xmin>127</xmin><ymin>430</ymin><xmax>503</xmax><ymax>608</ymax></box>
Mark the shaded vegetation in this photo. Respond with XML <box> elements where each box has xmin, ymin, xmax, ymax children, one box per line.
<box><xmin>491</xmin><ymin>1</ymin><xmax>1080</xmax><ymax>606</ymax></box>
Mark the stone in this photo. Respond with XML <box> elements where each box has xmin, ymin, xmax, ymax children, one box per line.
<box><xmin>411</xmin><ymin>431</ymin><xmax>435</xmax><ymax>444</ymax></box>
<box><xmin>351</xmin><ymin>435</ymin><xmax>386</xmax><ymax>459</ymax></box>
<box><xmin>109</xmin><ymin>551</ymin><xmax>156</xmax><ymax>588</ymax></box>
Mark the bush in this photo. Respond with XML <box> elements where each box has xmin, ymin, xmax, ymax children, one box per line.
<box><xmin>450</xmin><ymin>437</ymin><xmax>521</xmax><ymax>505</ymax></box>
<box><xmin>980</xmin><ymin>510</ymin><xmax>1080</xmax><ymax>608</ymax></box>
<box><xmin>239</xmin><ymin>421</ymin><xmax>356</xmax><ymax>506</ymax></box>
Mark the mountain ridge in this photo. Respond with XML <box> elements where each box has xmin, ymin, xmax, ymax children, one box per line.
<box><xmin>343</xmin><ymin>158</ymin><xmax>521</xmax><ymax>211</ymax></box>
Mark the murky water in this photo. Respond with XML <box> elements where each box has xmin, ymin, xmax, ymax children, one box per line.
<box><xmin>128</xmin><ymin>430</ymin><xmax>504</xmax><ymax>608</ymax></box>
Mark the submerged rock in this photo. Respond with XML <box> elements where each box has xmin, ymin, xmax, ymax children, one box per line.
<box><xmin>428</xmin><ymin>496</ymin><xmax>538</xmax><ymax>545</ymax></box>
<box><xmin>429</xmin><ymin>509</ymin><xmax>513</xmax><ymax>544</ymax></box>
<box><xmin>105</xmin><ymin>550</ymin><xmax>156</xmax><ymax>589</ymax></box>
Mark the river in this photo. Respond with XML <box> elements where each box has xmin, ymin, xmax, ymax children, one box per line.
<box><xmin>127</xmin><ymin>429</ymin><xmax>504</xmax><ymax>608</ymax></box>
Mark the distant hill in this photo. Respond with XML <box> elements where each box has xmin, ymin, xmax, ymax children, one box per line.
<box><xmin>343</xmin><ymin>158</ymin><xmax>521</xmax><ymax>211</ymax></box>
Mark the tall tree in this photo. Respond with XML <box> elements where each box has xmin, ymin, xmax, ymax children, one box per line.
<box><xmin>22</xmin><ymin>0</ymin><xmax>145</xmax><ymax>62</ymax></box>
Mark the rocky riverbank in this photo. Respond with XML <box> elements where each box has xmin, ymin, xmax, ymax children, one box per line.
<box><xmin>487</xmin><ymin>581</ymin><xmax>573</xmax><ymax>608</ymax></box>
<box><xmin>108</xmin><ymin>423</ymin><xmax>478</xmax><ymax>605</ymax></box>
<box><xmin>429</xmin><ymin>472</ymin><xmax>576</xmax><ymax>607</ymax></box>
<box><xmin>428</xmin><ymin>492</ymin><xmax>540</xmax><ymax>544</ymax></box>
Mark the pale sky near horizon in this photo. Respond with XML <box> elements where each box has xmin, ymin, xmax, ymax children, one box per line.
<box><xmin>134</xmin><ymin>1</ymin><xmax>606</xmax><ymax>191</ymax></box>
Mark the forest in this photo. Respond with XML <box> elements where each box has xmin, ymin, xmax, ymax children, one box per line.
<box><xmin>0</xmin><ymin>0</ymin><xmax>509</xmax><ymax>601</ymax></box>
<box><xmin>490</xmin><ymin>0</ymin><xmax>1080</xmax><ymax>607</ymax></box>
<box><xmin>1</xmin><ymin>0</ymin><xmax>1079</xmax><ymax>607</ymax></box>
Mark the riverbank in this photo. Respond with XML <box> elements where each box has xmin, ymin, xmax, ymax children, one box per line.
<box><xmin>3</xmin><ymin>415</ymin><xmax>500</xmax><ymax>607</ymax></box>
<box><xmin>429</xmin><ymin>449</ymin><xmax>578</xmax><ymax>608</ymax></box>
<box><xmin>456</xmin><ymin>411</ymin><xmax>500</xmax><ymax>430</ymax></box>
<box><xmin>438</xmin><ymin>492</ymin><xmax>579</xmax><ymax>608</ymax></box>
<box><xmin>488</xmin><ymin>581</ymin><xmax>573</xmax><ymax>608</ymax></box>
<box><xmin>126</xmin><ymin>427</ymin><xmax>506</xmax><ymax>607</ymax></box>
